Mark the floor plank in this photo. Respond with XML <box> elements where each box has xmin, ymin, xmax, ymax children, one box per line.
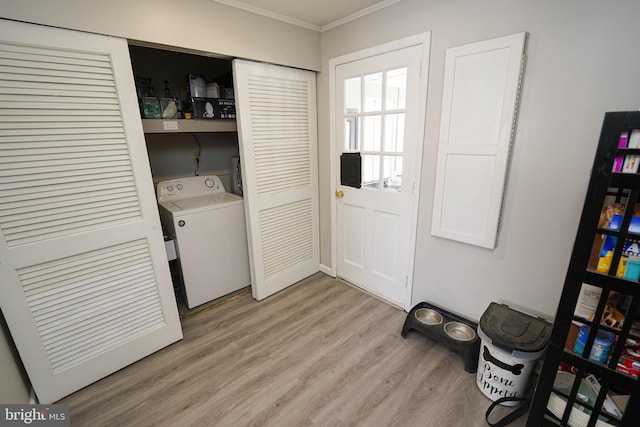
<box><xmin>60</xmin><ymin>273</ymin><xmax>528</xmax><ymax>426</ymax></box>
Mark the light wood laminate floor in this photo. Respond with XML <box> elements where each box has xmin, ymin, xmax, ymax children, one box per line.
<box><xmin>60</xmin><ymin>273</ymin><xmax>528</xmax><ymax>426</ymax></box>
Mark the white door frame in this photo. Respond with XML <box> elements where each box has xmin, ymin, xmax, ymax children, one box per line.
<box><xmin>328</xmin><ymin>33</ymin><xmax>430</xmax><ymax>311</ymax></box>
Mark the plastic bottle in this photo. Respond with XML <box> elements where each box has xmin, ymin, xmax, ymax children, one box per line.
<box><xmin>597</xmin><ymin>251</ymin><xmax>613</xmax><ymax>273</ymax></box>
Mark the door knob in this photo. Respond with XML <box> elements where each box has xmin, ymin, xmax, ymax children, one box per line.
<box><xmin>335</xmin><ymin>190</ymin><xmax>344</xmax><ymax>198</ymax></box>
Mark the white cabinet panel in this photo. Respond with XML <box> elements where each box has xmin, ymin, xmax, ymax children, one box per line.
<box><xmin>431</xmin><ymin>33</ymin><xmax>527</xmax><ymax>249</ymax></box>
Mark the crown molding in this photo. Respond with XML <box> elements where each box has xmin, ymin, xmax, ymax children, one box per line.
<box><xmin>211</xmin><ymin>0</ymin><xmax>403</xmax><ymax>33</ymax></box>
<box><xmin>211</xmin><ymin>0</ymin><xmax>321</xmax><ymax>31</ymax></box>
<box><xmin>321</xmin><ymin>0</ymin><xmax>403</xmax><ymax>32</ymax></box>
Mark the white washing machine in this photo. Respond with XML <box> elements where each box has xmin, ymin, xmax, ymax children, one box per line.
<box><xmin>157</xmin><ymin>175</ymin><xmax>251</xmax><ymax>308</ymax></box>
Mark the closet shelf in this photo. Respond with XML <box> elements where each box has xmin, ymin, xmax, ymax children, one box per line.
<box><xmin>142</xmin><ymin>119</ymin><xmax>236</xmax><ymax>134</ymax></box>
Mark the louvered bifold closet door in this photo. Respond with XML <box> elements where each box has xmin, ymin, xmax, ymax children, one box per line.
<box><xmin>233</xmin><ymin>60</ymin><xmax>319</xmax><ymax>300</ymax></box>
<box><xmin>0</xmin><ymin>20</ymin><xmax>182</xmax><ymax>403</ymax></box>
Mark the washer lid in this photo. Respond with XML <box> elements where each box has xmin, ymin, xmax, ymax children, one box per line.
<box><xmin>158</xmin><ymin>193</ymin><xmax>242</xmax><ymax>213</ymax></box>
<box><xmin>479</xmin><ymin>302</ymin><xmax>552</xmax><ymax>353</ymax></box>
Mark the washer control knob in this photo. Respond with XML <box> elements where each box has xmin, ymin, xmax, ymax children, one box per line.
<box><xmin>205</xmin><ymin>178</ymin><xmax>214</xmax><ymax>188</ymax></box>
<box><xmin>177</xmin><ymin>184</ymin><xmax>183</xmax><ymax>190</ymax></box>
<box><xmin>167</xmin><ymin>185</ymin><xmax>173</xmax><ymax>192</ymax></box>
<box><xmin>178</xmin><ymin>220</ymin><xmax>185</xmax><ymax>227</ymax></box>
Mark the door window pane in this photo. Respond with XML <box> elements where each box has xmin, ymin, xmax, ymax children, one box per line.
<box><xmin>344</xmin><ymin>77</ymin><xmax>361</xmax><ymax>113</ymax></box>
<box><xmin>364</xmin><ymin>72</ymin><xmax>383</xmax><ymax>112</ymax></box>
<box><xmin>362</xmin><ymin>155</ymin><xmax>380</xmax><ymax>189</ymax></box>
<box><xmin>384</xmin><ymin>113</ymin><xmax>405</xmax><ymax>152</ymax></box>
<box><xmin>344</xmin><ymin>117</ymin><xmax>359</xmax><ymax>151</ymax></box>
<box><xmin>386</xmin><ymin>67</ymin><xmax>407</xmax><ymax>110</ymax></box>
<box><xmin>363</xmin><ymin>115</ymin><xmax>381</xmax><ymax>151</ymax></box>
<box><xmin>383</xmin><ymin>155</ymin><xmax>403</xmax><ymax>191</ymax></box>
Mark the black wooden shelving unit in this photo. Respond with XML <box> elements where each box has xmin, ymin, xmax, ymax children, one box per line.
<box><xmin>528</xmin><ymin>111</ymin><xmax>640</xmax><ymax>426</ymax></box>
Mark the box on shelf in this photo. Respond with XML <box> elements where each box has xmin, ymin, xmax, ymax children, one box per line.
<box><xmin>595</xmin><ymin>207</ymin><xmax>640</xmax><ymax>278</ymax></box>
<box><xmin>141</xmin><ymin>97</ymin><xmax>179</xmax><ymax>119</ymax></box>
<box><xmin>135</xmin><ymin>77</ymin><xmax>155</xmax><ymax>98</ymax></box>
<box><xmin>628</xmin><ymin>129</ymin><xmax>640</xmax><ymax>148</ymax></box>
<box><xmin>160</xmin><ymin>98</ymin><xmax>178</xmax><ymax>119</ymax></box>
<box><xmin>185</xmin><ymin>74</ymin><xmax>206</xmax><ymax>98</ymax></box>
<box><xmin>141</xmin><ymin>97</ymin><xmax>161</xmax><ymax>119</ymax></box>
<box><xmin>619</xmin><ymin>132</ymin><xmax>629</xmax><ymax>148</ymax></box>
<box><xmin>183</xmin><ymin>98</ymin><xmax>236</xmax><ymax>120</ymax></box>
<box><xmin>622</xmin><ymin>155</ymin><xmax>640</xmax><ymax>173</ymax></box>
<box><xmin>613</xmin><ymin>155</ymin><xmax>624</xmax><ymax>172</ymax></box>
<box><xmin>206</xmin><ymin>82</ymin><xmax>220</xmax><ymax>98</ymax></box>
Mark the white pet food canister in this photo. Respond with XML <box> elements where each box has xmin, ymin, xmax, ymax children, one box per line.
<box><xmin>476</xmin><ymin>303</ymin><xmax>552</xmax><ymax>406</ymax></box>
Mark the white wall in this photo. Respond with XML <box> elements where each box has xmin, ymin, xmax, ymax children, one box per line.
<box><xmin>145</xmin><ymin>132</ymin><xmax>240</xmax><ymax>190</ymax></box>
<box><xmin>319</xmin><ymin>0</ymin><xmax>640</xmax><ymax>321</ymax></box>
<box><xmin>0</xmin><ymin>0</ymin><xmax>320</xmax><ymax>71</ymax></box>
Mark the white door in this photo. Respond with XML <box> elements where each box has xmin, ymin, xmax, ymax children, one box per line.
<box><xmin>333</xmin><ymin>36</ymin><xmax>429</xmax><ymax>308</ymax></box>
<box><xmin>0</xmin><ymin>20</ymin><xmax>182</xmax><ymax>403</ymax></box>
<box><xmin>232</xmin><ymin>60</ymin><xmax>319</xmax><ymax>301</ymax></box>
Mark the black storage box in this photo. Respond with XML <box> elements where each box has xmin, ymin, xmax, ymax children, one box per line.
<box><xmin>184</xmin><ymin>98</ymin><xmax>236</xmax><ymax>119</ymax></box>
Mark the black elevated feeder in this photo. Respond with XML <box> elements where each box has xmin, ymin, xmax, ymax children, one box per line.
<box><xmin>401</xmin><ymin>301</ymin><xmax>481</xmax><ymax>373</ymax></box>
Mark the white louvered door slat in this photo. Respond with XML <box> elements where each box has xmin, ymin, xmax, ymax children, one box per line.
<box><xmin>233</xmin><ymin>60</ymin><xmax>319</xmax><ymax>301</ymax></box>
<box><xmin>0</xmin><ymin>19</ymin><xmax>182</xmax><ymax>403</ymax></box>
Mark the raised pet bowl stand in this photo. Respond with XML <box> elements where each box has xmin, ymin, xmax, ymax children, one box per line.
<box><xmin>401</xmin><ymin>301</ymin><xmax>481</xmax><ymax>373</ymax></box>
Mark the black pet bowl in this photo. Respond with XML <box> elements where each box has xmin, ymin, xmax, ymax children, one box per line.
<box><xmin>401</xmin><ymin>301</ymin><xmax>481</xmax><ymax>373</ymax></box>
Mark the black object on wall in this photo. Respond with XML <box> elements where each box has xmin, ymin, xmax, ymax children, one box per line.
<box><xmin>340</xmin><ymin>152</ymin><xmax>361</xmax><ymax>189</ymax></box>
